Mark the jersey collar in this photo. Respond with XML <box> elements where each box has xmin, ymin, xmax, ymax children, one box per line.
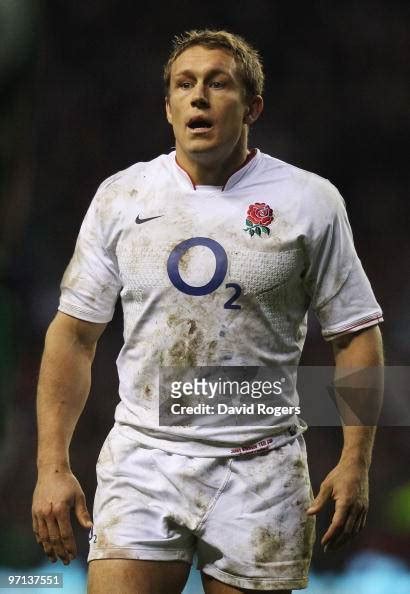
<box><xmin>172</xmin><ymin>149</ymin><xmax>260</xmax><ymax>192</ymax></box>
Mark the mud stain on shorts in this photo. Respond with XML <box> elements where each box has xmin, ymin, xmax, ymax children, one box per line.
<box><xmin>193</xmin><ymin>491</ymin><xmax>211</xmax><ymax>518</ymax></box>
<box><xmin>96</xmin><ymin>515</ymin><xmax>121</xmax><ymax>548</ymax></box>
<box><xmin>290</xmin><ymin>515</ymin><xmax>316</xmax><ymax>563</ymax></box>
<box><xmin>251</xmin><ymin>526</ymin><xmax>282</xmax><ymax>563</ymax></box>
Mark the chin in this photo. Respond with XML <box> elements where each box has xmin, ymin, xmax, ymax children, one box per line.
<box><xmin>183</xmin><ymin>141</ymin><xmax>219</xmax><ymax>157</ymax></box>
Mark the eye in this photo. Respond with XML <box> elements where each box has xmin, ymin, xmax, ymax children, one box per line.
<box><xmin>210</xmin><ymin>80</ymin><xmax>225</xmax><ymax>89</ymax></box>
<box><xmin>178</xmin><ymin>81</ymin><xmax>193</xmax><ymax>89</ymax></box>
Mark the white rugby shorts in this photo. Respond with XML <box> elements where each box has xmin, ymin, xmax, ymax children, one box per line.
<box><xmin>88</xmin><ymin>425</ymin><xmax>316</xmax><ymax>591</ymax></box>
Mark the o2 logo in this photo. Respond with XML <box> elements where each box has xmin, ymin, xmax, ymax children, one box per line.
<box><xmin>167</xmin><ymin>237</ymin><xmax>241</xmax><ymax>310</ymax></box>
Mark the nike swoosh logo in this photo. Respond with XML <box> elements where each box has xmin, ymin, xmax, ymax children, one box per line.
<box><xmin>135</xmin><ymin>214</ymin><xmax>163</xmax><ymax>224</ymax></box>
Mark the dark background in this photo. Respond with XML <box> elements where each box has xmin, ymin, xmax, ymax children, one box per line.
<box><xmin>1</xmin><ymin>0</ymin><xmax>409</xmax><ymax>583</ymax></box>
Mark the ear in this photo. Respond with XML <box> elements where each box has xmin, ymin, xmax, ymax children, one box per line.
<box><xmin>244</xmin><ymin>95</ymin><xmax>264</xmax><ymax>126</ymax></box>
<box><xmin>165</xmin><ymin>96</ymin><xmax>173</xmax><ymax>125</ymax></box>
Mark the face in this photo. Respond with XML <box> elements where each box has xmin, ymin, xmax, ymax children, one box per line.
<box><xmin>166</xmin><ymin>46</ymin><xmax>261</xmax><ymax>163</ymax></box>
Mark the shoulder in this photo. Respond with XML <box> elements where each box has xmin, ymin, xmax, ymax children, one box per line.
<box><xmin>82</xmin><ymin>153</ymin><xmax>173</xmax><ymax>240</ymax></box>
<box><xmin>96</xmin><ymin>152</ymin><xmax>173</xmax><ymax>196</ymax></box>
<box><xmin>257</xmin><ymin>150</ymin><xmax>345</xmax><ymax>215</ymax></box>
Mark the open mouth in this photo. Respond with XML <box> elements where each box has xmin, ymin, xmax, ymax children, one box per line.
<box><xmin>187</xmin><ymin>116</ymin><xmax>213</xmax><ymax>130</ymax></box>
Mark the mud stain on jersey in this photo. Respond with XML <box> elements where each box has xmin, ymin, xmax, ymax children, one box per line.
<box><xmin>167</xmin><ymin>313</ymin><xmax>180</xmax><ymax>328</ymax></box>
<box><xmin>251</xmin><ymin>526</ymin><xmax>282</xmax><ymax>563</ymax></box>
<box><xmin>207</xmin><ymin>340</ymin><xmax>217</xmax><ymax>356</ymax></box>
<box><xmin>100</xmin><ymin>283</ymin><xmax>112</xmax><ymax>294</ymax></box>
<box><xmin>169</xmin><ymin>340</ymin><xmax>192</xmax><ymax>366</ymax></box>
<box><xmin>96</xmin><ymin>188</ymin><xmax>118</xmax><ymax>222</ymax></box>
<box><xmin>168</xmin><ymin>329</ymin><xmax>204</xmax><ymax>367</ymax></box>
<box><xmin>61</xmin><ymin>249</ymin><xmax>84</xmax><ymax>290</ymax></box>
<box><xmin>293</xmin><ymin>458</ymin><xmax>305</xmax><ymax>470</ymax></box>
<box><xmin>187</xmin><ymin>329</ymin><xmax>204</xmax><ymax>365</ymax></box>
<box><xmin>143</xmin><ymin>384</ymin><xmax>153</xmax><ymax>401</ymax></box>
<box><xmin>178</xmin><ymin>250</ymin><xmax>191</xmax><ymax>273</ymax></box>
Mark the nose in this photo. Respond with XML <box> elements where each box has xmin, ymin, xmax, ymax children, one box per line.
<box><xmin>190</xmin><ymin>83</ymin><xmax>209</xmax><ymax>109</ymax></box>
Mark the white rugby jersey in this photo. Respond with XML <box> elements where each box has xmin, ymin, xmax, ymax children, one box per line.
<box><xmin>59</xmin><ymin>150</ymin><xmax>383</xmax><ymax>456</ymax></box>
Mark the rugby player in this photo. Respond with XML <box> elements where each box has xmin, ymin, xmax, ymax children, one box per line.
<box><xmin>32</xmin><ymin>30</ymin><xmax>384</xmax><ymax>593</ymax></box>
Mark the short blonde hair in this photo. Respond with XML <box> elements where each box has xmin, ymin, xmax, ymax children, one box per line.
<box><xmin>164</xmin><ymin>29</ymin><xmax>264</xmax><ymax>100</ymax></box>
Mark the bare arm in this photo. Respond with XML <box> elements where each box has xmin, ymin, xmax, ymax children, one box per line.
<box><xmin>307</xmin><ymin>325</ymin><xmax>384</xmax><ymax>551</ymax></box>
<box><xmin>32</xmin><ymin>311</ymin><xmax>107</xmax><ymax>564</ymax></box>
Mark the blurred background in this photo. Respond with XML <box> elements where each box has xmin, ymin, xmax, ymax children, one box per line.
<box><xmin>0</xmin><ymin>0</ymin><xmax>409</xmax><ymax>592</ymax></box>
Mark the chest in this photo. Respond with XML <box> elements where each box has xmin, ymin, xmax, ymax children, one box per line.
<box><xmin>114</xmin><ymin>187</ymin><xmax>306</xmax><ymax>297</ymax></box>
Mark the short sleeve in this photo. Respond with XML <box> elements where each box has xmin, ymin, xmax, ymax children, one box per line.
<box><xmin>303</xmin><ymin>182</ymin><xmax>383</xmax><ymax>341</ymax></box>
<box><xmin>58</xmin><ymin>185</ymin><xmax>122</xmax><ymax>323</ymax></box>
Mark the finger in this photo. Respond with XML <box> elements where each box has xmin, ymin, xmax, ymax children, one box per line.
<box><xmin>357</xmin><ymin>509</ymin><xmax>367</xmax><ymax>532</ymax></box>
<box><xmin>328</xmin><ymin>530</ymin><xmax>352</xmax><ymax>550</ymax></box>
<box><xmin>55</xmin><ymin>505</ymin><xmax>77</xmax><ymax>561</ymax></box>
<box><xmin>32</xmin><ymin>515</ymin><xmax>41</xmax><ymax>544</ymax></box>
<box><xmin>351</xmin><ymin>509</ymin><xmax>364</xmax><ymax>535</ymax></box>
<box><xmin>37</xmin><ymin>516</ymin><xmax>57</xmax><ymax>563</ymax></box>
<box><xmin>344</xmin><ymin>506</ymin><xmax>360</xmax><ymax>535</ymax></box>
<box><xmin>75</xmin><ymin>492</ymin><xmax>93</xmax><ymax>529</ymax></box>
<box><xmin>321</xmin><ymin>502</ymin><xmax>350</xmax><ymax>548</ymax></box>
<box><xmin>307</xmin><ymin>484</ymin><xmax>332</xmax><ymax>515</ymax></box>
<box><xmin>45</xmin><ymin>513</ymin><xmax>70</xmax><ymax>565</ymax></box>
<box><xmin>329</xmin><ymin>507</ymin><xmax>361</xmax><ymax>550</ymax></box>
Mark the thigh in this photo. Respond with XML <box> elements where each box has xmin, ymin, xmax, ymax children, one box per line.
<box><xmin>202</xmin><ymin>573</ymin><xmax>291</xmax><ymax>593</ymax></box>
<box><xmin>197</xmin><ymin>436</ymin><xmax>315</xmax><ymax>592</ymax></box>
<box><xmin>88</xmin><ymin>559</ymin><xmax>190</xmax><ymax>594</ymax></box>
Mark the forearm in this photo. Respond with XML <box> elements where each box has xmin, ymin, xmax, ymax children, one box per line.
<box><xmin>333</xmin><ymin>326</ymin><xmax>384</xmax><ymax>469</ymax></box>
<box><xmin>36</xmin><ymin>318</ymin><xmax>96</xmax><ymax>471</ymax></box>
<box><xmin>307</xmin><ymin>326</ymin><xmax>384</xmax><ymax>548</ymax></box>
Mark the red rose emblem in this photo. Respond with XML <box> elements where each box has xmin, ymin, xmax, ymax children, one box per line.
<box><xmin>244</xmin><ymin>202</ymin><xmax>274</xmax><ymax>237</ymax></box>
<box><xmin>247</xmin><ymin>202</ymin><xmax>274</xmax><ymax>226</ymax></box>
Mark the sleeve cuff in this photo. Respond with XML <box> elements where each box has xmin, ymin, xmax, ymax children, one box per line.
<box><xmin>58</xmin><ymin>302</ymin><xmax>114</xmax><ymax>324</ymax></box>
<box><xmin>322</xmin><ymin>312</ymin><xmax>384</xmax><ymax>341</ymax></box>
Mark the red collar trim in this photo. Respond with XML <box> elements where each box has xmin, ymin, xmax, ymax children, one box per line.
<box><xmin>175</xmin><ymin>157</ymin><xmax>197</xmax><ymax>189</ymax></box>
<box><xmin>175</xmin><ymin>149</ymin><xmax>258</xmax><ymax>192</ymax></box>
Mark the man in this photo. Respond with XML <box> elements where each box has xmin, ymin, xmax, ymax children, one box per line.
<box><xmin>32</xmin><ymin>30</ymin><xmax>384</xmax><ymax>594</ymax></box>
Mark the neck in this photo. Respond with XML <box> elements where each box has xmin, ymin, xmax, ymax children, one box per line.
<box><xmin>175</xmin><ymin>135</ymin><xmax>250</xmax><ymax>186</ymax></box>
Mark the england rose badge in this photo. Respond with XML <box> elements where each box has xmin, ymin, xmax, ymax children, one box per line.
<box><xmin>244</xmin><ymin>202</ymin><xmax>274</xmax><ymax>237</ymax></box>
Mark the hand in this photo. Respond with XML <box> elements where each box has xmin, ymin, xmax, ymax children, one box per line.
<box><xmin>306</xmin><ymin>458</ymin><xmax>369</xmax><ymax>551</ymax></box>
<box><xmin>32</xmin><ymin>469</ymin><xmax>92</xmax><ymax>565</ymax></box>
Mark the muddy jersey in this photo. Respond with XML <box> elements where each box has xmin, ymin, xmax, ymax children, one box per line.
<box><xmin>58</xmin><ymin>150</ymin><xmax>383</xmax><ymax>456</ymax></box>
